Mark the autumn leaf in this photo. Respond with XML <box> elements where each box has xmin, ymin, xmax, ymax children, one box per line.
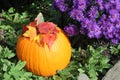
<box><xmin>40</xmin><ymin>34</ymin><xmax>57</xmax><ymax>48</ymax></box>
<box><xmin>23</xmin><ymin>26</ymin><xmax>37</xmax><ymax>41</ymax></box>
<box><xmin>34</xmin><ymin>34</ymin><xmax>41</xmax><ymax>44</ymax></box>
<box><xmin>37</xmin><ymin>22</ymin><xmax>59</xmax><ymax>48</ymax></box>
<box><xmin>22</xmin><ymin>21</ymin><xmax>59</xmax><ymax>48</ymax></box>
<box><xmin>22</xmin><ymin>25</ymin><xmax>28</xmax><ymax>34</ymax></box>
<box><xmin>28</xmin><ymin>20</ymin><xmax>37</xmax><ymax>27</ymax></box>
<box><xmin>37</xmin><ymin>22</ymin><xmax>58</xmax><ymax>34</ymax></box>
<box><xmin>22</xmin><ymin>20</ymin><xmax>37</xmax><ymax>34</ymax></box>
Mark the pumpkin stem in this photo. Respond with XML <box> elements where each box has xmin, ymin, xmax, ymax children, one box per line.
<box><xmin>35</xmin><ymin>12</ymin><xmax>44</xmax><ymax>26</ymax></box>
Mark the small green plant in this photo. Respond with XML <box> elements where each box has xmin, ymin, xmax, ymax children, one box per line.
<box><xmin>0</xmin><ymin>45</ymin><xmax>33</xmax><ymax>80</ymax></box>
<box><xmin>77</xmin><ymin>46</ymin><xmax>111</xmax><ymax>80</ymax></box>
<box><xmin>0</xmin><ymin>7</ymin><xmax>30</xmax><ymax>49</ymax></box>
<box><xmin>1</xmin><ymin>7</ymin><xmax>29</xmax><ymax>24</ymax></box>
<box><xmin>0</xmin><ymin>25</ymin><xmax>17</xmax><ymax>48</ymax></box>
<box><xmin>110</xmin><ymin>44</ymin><xmax>120</xmax><ymax>55</ymax></box>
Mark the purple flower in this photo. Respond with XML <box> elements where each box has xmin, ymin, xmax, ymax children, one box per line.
<box><xmin>104</xmin><ymin>3</ymin><xmax>111</xmax><ymax>11</ymax></box>
<box><xmin>114</xmin><ymin>29</ymin><xmax>120</xmax><ymax>38</ymax></box>
<box><xmin>88</xmin><ymin>6</ymin><xmax>98</xmax><ymax>19</ymax></box>
<box><xmin>69</xmin><ymin>9</ymin><xmax>84</xmax><ymax>22</ymax></box>
<box><xmin>97</xmin><ymin>0</ymin><xmax>104</xmax><ymax>10</ymax></box>
<box><xmin>101</xmin><ymin>14</ymin><xmax>107</xmax><ymax>21</ymax></box>
<box><xmin>76</xmin><ymin>11</ymin><xmax>84</xmax><ymax>22</ymax></box>
<box><xmin>110</xmin><ymin>0</ymin><xmax>115</xmax><ymax>4</ymax></box>
<box><xmin>98</xmin><ymin>14</ymin><xmax>108</xmax><ymax>31</ymax></box>
<box><xmin>107</xmin><ymin>32</ymin><xmax>114</xmax><ymax>38</ymax></box>
<box><xmin>115</xmin><ymin>20</ymin><xmax>120</xmax><ymax>29</ymax></box>
<box><xmin>77</xmin><ymin>0</ymin><xmax>86</xmax><ymax>11</ymax></box>
<box><xmin>109</xmin><ymin>9</ymin><xmax>119</xmax><ymax>22</ymax></box>
<box><xmin>53</xmin><ymin>0</ymin><xmax>68</xmax><ymax>12</ymax></box>
<box><xmin>81</xmin><ymin>18</ymin><xmax>93</xmax><ymax>29</ymax></box>
<box><xmin>111</xmin><ymin>38</ymin><xmax>119</xmax><ymax>44</ymax></box>
<box><xmin>104</xmin><ymin>33</ymin><xmax>110</xmax><ymax>39</ymax></box>
<box><xmin>54</xmin><ymin>0</ymin><xmax>64</xmax><ymax>3</ymax></box>
<box><xmin>97</xmin><ymin>0</ymin><xmax>103</xmax><ymax>6</ymax></box>
<box><xmin>69</xmin><ymin>9</ymin><xmax>79</xmax><ymax>20</ymax></box>
<box><xmin>80</xmin><ymin>27</ymin><xmax>88</xmax><ymax>35</ymax></box>
<box><xmin>72</xmin><ymin>0</ymin><xmax>86</xmax><ymax>11</ymax></box>
<box><xmin>64</xmin><ymin>24</ymin><xmax>79</xmax><ymax>36</ymax></box>
<box><xmin>72</xmin><ymin>0</ymin><xmax>78</xmax><ymax>9</ymax></box>
<box><xmin>52</xmin><ymin>0</ymin><xmax>120</xmax><ymax>44</ymax></box>
<box><xmin>88</xmin><ymin>32</ymin><xmax>94</xmax><ymax>38</ymax></box>
<box><xmin>86</xmin><ymin>0</ymin><xmax>93</xmax><ymax>6</ymax></box>
<box><xmin>58</xmin><ymin>3</ymin><xmax>69</xmax><ymax>12</ymax></box>
<box><xmin>106</xmin><ymin>22</ymin><xmax>115</xmax><ymax>32</ymax></box>
<box><xmin>115</xmin><ymin>0</ymin><xmax>120</xmax><ymax>10</ymax></box>
<box><xmin>88</xmin><ymin>22</ymin><xmax>101</xmax><ymax>39</ymax></box>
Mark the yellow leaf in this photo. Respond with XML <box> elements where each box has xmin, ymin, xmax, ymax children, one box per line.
<box><xmin>23</xmin><ymin>26</ymin><xmax>37</xmax><ymax>41</ymax></box>
<box><xmin>34</xmin><ymin>34</ymin><xmax>41</xmax><ymax>42</ymax></box>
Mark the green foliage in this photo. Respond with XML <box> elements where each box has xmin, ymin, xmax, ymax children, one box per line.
<box><xmin>0</xmin><ymin>45</ymin><xmax>32</xmax><ymax>80</ymax></box>
<box><xmin>1</xmin><ymin>7</ymin><xmax>29</xmax><ymax>24</ymax></box>
<box><xmin>0</xmin><ymin>7</ymin><xmax>30</xmax><ymax>49</ymax></box>
<box><xmin>110</xmin><ymin>44</ymin><xmax>120</xmax><ymax>55</ymax></box>
<box><xmin>0</xmin><ymin>24</ymin><xmax>17</xmax><ymax>47</ymax></box>
<box><xmin>77</xmin><ymin>46</ymin><xmax>111</xmax><ymax>80</ymax></box>
<box><xmin>3</xmin><ymin>61</ymin><xmax>33</xmax><ymax>80</ymax></box>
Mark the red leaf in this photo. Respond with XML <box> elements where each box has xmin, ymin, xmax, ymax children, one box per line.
<box><xmin>23</xmin><ymin>26</ymin><xmax>37</xmax><ymax>41</ymax></box>
<box><xmin>29</xmin><ymin>20</ymin><xmax>37</xmax><ymax>27</ymax></box>
<box><xmin>22</xmin><ymin>20</ymin><xmax>37</xmax><ymax>34</ymax></box>
<box><xmin>37</xmin><ymin>22</ymin><xmax>57</xmax><ymax>34</ymax></box>
<box><xmin>22</xmin><ymin>25</ymin><xmax>28</xmax><ymax>34</ymax></box>
<box><xmin>41</xmin><ymin>34</ymin><xmax>57</xmax><ymax>48</ymax></box>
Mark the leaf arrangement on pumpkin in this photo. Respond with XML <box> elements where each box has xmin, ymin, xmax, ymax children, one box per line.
<box><xmin>16</xmin><ymin>13</ymin><xmax>72</xmax><ymax>76</ymax></box>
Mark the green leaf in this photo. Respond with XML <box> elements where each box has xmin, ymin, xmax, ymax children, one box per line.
<box><xmin>13</xmin><ymin>13</ymin><xmax>19</xmax><ymax>22</ymax></box>
<box><xmin>72</xmin><ymin>48</ymin><xmax>76</xmax><ymax>53</ymax></box>
<box><xmin>3</xmin><ymin>64</ymin><xmax>8</xmax><ymax>71</ymax></box>
<box><xmin>24</xmin><ymin>72</ymin><xmax>32</xmax><ymax>77</ymax></box>
<box><xmin>1</xmin><ymin>59</ymin><xmax>12</xmax><ymax>67</ymax></box>
<box><xmin>110</xmin><ymin>46</ymin><xmax>119</xmax><ymax>55</ymax></box>
<box><xmin>21</xmin><ymin>12</ymin><xmax>28</xmax><ymax>19</ymax></box>
<box><xmin>37</xmin><ymin>77</ymin><xmax>46</xmax><ymax>80</ymax></box>
<box><xmin>88</xmin><ymin>45</ymin><xmax>95</xmax><ymax>54</ymax></box>
<box><xmin>78</xmin><ymin>68</ymin><xmax>85</xmax><ymax>73</ymax></box>
<box><xmin>117</xmin><ymin>44</ymin><xmax>120</xmax><ymax>50</ymax></box>
<box><xmin>8</xmin><ymin>7</ymin><xmax>15</xmax><ymax>13</ymax></box>
<box><xmin>101</xmin><ymin>57</ymin><xmax>111</xmax><ymax>68</ymax></box>
<box><xmin>88</xmin><ymin>68</ymin><xmax>98</xmax><ymax>80</ymax></box>
<box><xmin>3</xmin><ymin>73</ymin><xmax>11</xmax><ymax>80</ymax></box>
<box><xmin>0</xmin><ymin>45</ymin><xmax>3</xmax><ymax>53</ymax></box>
<box><xmin>12</xmin><ymin>61</ymin><xmax>26</xmax><ymax>71</ymax></box>
<box><xmin>3</xmin><ymin>47</ymin><xmax>15</xmax><ymax>59</ymax></box>
<box><xmin>96</xmin><ymin>46</ymin><xmax>106</xmax><ymax>53</ymax></box>
<box><xmin>53</xmin><ymin>75</ymin><xmax>62</xmax><ymax>80</ymax></box>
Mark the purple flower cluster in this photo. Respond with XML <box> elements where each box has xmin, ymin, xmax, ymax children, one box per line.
<box><xmin>52</xmin><ymin>0</ymin><xmax>69</xmax><ymax>12</ymax></box>
<box><xmin>53</xmin><ymin>0</ymin><xmax>120</xmax><ymax>44</ymax></box>
<box><xmin>64</xmin><ymin>24</ymin><xmax>79</xmax><ymax>36</ymax></box>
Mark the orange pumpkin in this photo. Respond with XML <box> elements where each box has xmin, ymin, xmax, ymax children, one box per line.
<box><xmin>16</xmin><ymin>13</ymin><xmax>71</xmax><ymax>76</ymax></box>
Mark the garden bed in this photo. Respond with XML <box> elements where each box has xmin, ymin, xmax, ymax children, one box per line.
<box><xmin>0</xmin><ymin>0</ymin><xmax>120</xmax><ymax>80</ymax></box>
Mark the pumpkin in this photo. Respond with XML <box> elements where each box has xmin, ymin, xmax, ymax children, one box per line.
<box><xmin>16</xmin><ymin>13</ymin><xmax>71</xmax><ymax>76</ymax></box>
